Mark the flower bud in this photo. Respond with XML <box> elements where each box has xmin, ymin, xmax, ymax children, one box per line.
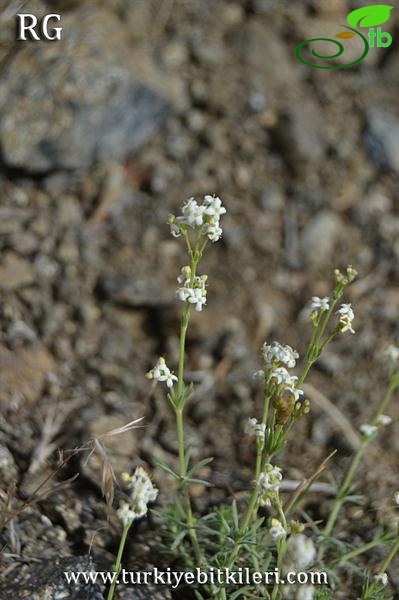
<box><xmin>290</xmin><ymin>520</ymin><xmax>305</xmax><ymax>534</ymax></box>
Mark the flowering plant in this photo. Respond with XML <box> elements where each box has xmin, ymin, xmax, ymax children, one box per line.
<box><xmin>107</xmin><ymin>197</ymin><xmax>399</xmax><ymax>600</ymax></box>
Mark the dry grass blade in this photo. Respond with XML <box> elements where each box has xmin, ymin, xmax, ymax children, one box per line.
<box><xmin>0</xmin><ymin>447</ymin><xmax>82</xmax><ymax>531</ymax></box>
<box><xmin>97</xmin><ymin>417</ymin><xmax>145</xmax><ymax>439</ymax></box>
<box><xmin>29</xmin><ymin>399</ymin><xmax>84</xmax><ymax>474</ymax></box>
<box><xmin>93</xmin><ymin>439</ymin><xmax>116</xmax><ymax>512</ymax></box>
<box><xmin>284</xmin><ymin>449</ymin><xmax>337</xmax><ymax>514</ymax></box>
<box><xmin>280</xmin><ymin>480</ymin><xmax>335</xmax><ymax>494</ymax></box>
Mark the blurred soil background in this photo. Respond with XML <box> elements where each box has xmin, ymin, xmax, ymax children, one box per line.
<box><xmin>0</xmin><ymin>0</ymin><xmax>399</xmax><ymax>598</ymax></box>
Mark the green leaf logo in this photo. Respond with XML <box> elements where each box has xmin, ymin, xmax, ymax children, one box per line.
<box><xmin>347</xmin><ymin>5</ymin><xmax>393</xmax><ymax>28</ymax></box>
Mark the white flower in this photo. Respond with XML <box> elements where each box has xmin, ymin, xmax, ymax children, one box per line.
<box><xmin>286</xmin><ymin>386</ymin><xmax>304</xmax><ymax>402</ymax></box>
<box><xmin>385</xmin><ymin>345</ymin><xmax>399</xmax><ymax>364</ymax></box>
<box><xmin>360</xmin><ymin>424</ymin><xmax>377</xmax><ymax>438</ymax></box>
<box><xmin>181</xmin><ymin>198</ymin><xmax>205</xmax><ymax>228</ymax></box>
<box><xmin>269</xmin><ymin>367</ymin><xmax>298</xmax><ymax>387</ymax></box>
<box><xmin>258</xmin><ymin>464</ymin><xmax>283</xmax><ymax>507</ymax></box>
<box><xmin>176</xmin><ymin>287</ymin><xmax>191</xmax><ymax>301</ymax></box>
<box><xmin>394</xmin><ymin>491</ymin><xmax>399</xmax><ymax>505</ymax></box>
<box><xmin>146</xmin><ymin>357</ymin><xmax>177</xmax><ymax>388</ymax></box>
<box><xmin>176</xmin><ymin>274</ymin><xmax>207</xmax><ymax>312</ymax></box>
<box><xmin>117</xmin><ymin>501</ymin><xmax>136</xmax><ymax>526</ymax></box>
<box><xmin>269</xmin><ymin>518</ymin><xmax>286</xmax><ymax>540</ymax></box>
<box><xmin>337</xmin><ymin>303</ymin><xmax>355</xmax><ymax>334</ymax></box>
<box><xmin>262</xmin><ymin>341</ymin><xmax>299</xmax><ymax>369</ymax></box>
<box><xmin>285</xmin><ymin>534</ymin><xmax>316</xmax><ymax>570</ymax></box>
<box><xmin>127</xmin><ymin>466</ymin><xmax>158</xmax><ymax>520</ymax></box>
<box><xmin>245</xmin><ymin>418</ymin><xmax>266</xmax><ymax>442</ymax></box>
<box><xmin>338</xmin><ymin>303</ymin><xmax>354</xmax><ymax>319</ymax></box>
<box><xmin>206</xmin><ymin>222</ymin><xmax>223</xmax><ymax>242</ymax></box>
<box><xmin>255</xmin><ymin>424</ymin><xmax>266</xmax><ymax>441</ymax></box>
<box><xmin>296</xmin><ymin>586</ymin><xmax>314</xmax><ymax>600</ymax></box>
<box><xmin>377</xmin><ymin>414</ymin><xmax>392</xmax><ymax>426</ymax></box>
<box><xmin>177</xmin><ymin>266</ymin><xmax>191</xmax><ymax>285</ymax></box>
<box><xmin>187</xmin><ymin>287</ymin><xmax>207</xmax><ymax>311</ymax></box>
<box><xmin>374</xmin><ymin>572</ymin><xmax>388</xmax><ymax>587</ymax></box>
<box><xmin>311</xmin><ymin>296</ymin><xmax>330</xmax><ymax>312</ymax></box>
<box><xmin>245</xmin><ymin>418</ymin><xmax>258</xmax><ymax>435</ymax></box>
<box><xmin>203</xmin><ymin>195</ymin><xmax>226</xmax><ymax>220</ymax></box>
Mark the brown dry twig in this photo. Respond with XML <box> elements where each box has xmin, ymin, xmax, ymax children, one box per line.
<box><xmin>284</xmin><ymin>449</ymin><xmax>337</xmax><ymax>515</ymax></box>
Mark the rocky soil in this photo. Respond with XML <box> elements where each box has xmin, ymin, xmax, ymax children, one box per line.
<box><xmin>0</xmin><ymin>0</ymin><xmax>399</xmax><ymax>598</ymax></box>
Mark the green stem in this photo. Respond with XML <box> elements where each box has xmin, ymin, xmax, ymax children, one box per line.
<box><xmin>333</xmin><ymin>534</ymin><xmax>394</xmax><ymax>566</ymax></box>
<box><xmin>107</xmin><ymin>523</ymin><xmax>131</xmax><ymax>600</ymax></box>
<box><xmin>320</xmin><ymin>382</ymin><xmax>396</xmax><ymax>558</ymax></box>
<box><xmin>174</xmin><ymin>255</ymin><xmax>203</xmax><ymax>566</ymax></box>
<box><xmin>363</xmin><ymin>533</ymin><xmax>399</xmax><ymax>599</ymax></box>
<box><xmin>177</xmin><ymin>306</ymin><xmax>190</xmax><ymax>398</ymax></box>
<box><xmin>175</xmin><ymin>406</ymin><xmax>202</xmax><ymax>565</ymax></box>
<box><xmin>270</xmin><ymin>497</ymin><xmax>287</xmax><ymax>600</ymax></box>
<box><xmin>315</xmin><ymin>285</ymin><xmax>343</xmax><ymax>347</ymax></box>
<box><xmin>322</xmin><ymin>442</ymin><xmax>365</xmax><ymax>541</ymax></box>
<box><xmin>379</xmin><ymin>534</ymin><xmax>399</xmax><ymax>574</ymax></box>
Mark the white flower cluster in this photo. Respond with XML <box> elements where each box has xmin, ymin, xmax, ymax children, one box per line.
<box><xmin>310</xmin><ymin>296</ymin><xmax>330</xmax><ymax>313</ymax></box>
<box><xmin>176</xmin><ymin>267</ymin><xmax>207</xmax><ymax>312</ymax></box>
<box><xmin>169</xmin><ymin>195</ymin><xmax>226</xmax><ymax>242</ymax></box>
<box><xmin>245</xmin><ymin>417</ymin><xmax>266</xmax><ymax>442</ymax></box>
<box><xmin>117</xmin><ymin>467</ymin><xmax>158</xmax><ymax>526</ymax></box>
<box><xmin>258</xmin><ymin>463</ymin><xmax>283</xmax><ymax>507</ymax></box>
<box><xmin>268</xmin><ymin>367</ymin><xmax>303</xmax><ymax>402</ymax></box>
<box><xmin>337</xmin><ymin>303</ymin><xmax>355</xmax><ymax>334</ymax></box>
<box><xmin>269</xmin><ymin>518</ymin><xmax>286</xmax><ymax>540</ymax></box>
<box><xmin>146</xmin><ymin>357</ymin><xmax>177</xmax><ymax>388</ymax></box>
<box><xmin>360</xmin><ymin>414</ymin><xmax>392</xmax><ymax>439</ymax></box>
<box><xmin>394</xmin><ymin>491</ymin><xmax>399</xmax><ymax>505</ymax></box>
<box><xmin>262</xmin><ymin>341</ymin><xmax>299</xmax><ymax>369</ymax></box>
<box><xmin>257</xmin><ymin>342</ymin><xmax>303</xmax><ymax>402</ymax></box>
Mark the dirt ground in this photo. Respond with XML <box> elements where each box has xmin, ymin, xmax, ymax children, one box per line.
<box><xmin>0</xmin><ymin>1</ymin><xmax>398</xmax><ymax>598</ymax></box>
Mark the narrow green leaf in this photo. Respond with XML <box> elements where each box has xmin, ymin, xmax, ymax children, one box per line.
<box><xmin>153</xmin><ymin>456</ymin><xmax>181</xmax><ymax>480</ymax></box>
<box><xmin>171</xmin><ymin>529</ymin><xmax>188</xmax><ymax>550</ymax></box>
<box><xmin>231</xmin><ymin>499</ymin><xmax>239</xmax><ymax>530</ymax></box>
<box><xmin>187</xmin><ymin>456</ymin><xmax>214</xmax><ymax>477</ymax></box>
<box><xmin>186</xmin><ymin>477</ymin><xmax>213</xmax><ymax>487</ymax></box>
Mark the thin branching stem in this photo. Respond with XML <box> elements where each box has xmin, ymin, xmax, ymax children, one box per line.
<box><xmin>320</xmin><ymin>381</ymin><xmax>396</xmax><ymax>557</ymax></box>
<box><xmin>174</xmin><ymin>253</ymin><xmax>203</xmax><ymax>566</ymax></box>
<box><xmin>107</xmin><ymin>522</ymin><xmax>131</xmax><ymax>600</ymax></box>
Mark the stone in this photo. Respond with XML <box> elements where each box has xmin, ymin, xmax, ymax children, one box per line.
<box><xmin>95</xmin><ymin>272</ymin><xmax>169</xmax><ymax>308</ymax></box>
<box><xmin>0</xmin><ymin>344</ymin><xmax>56</xmax><ymax>409</ymax></box>
<box><xmin>118</xmin><ymin>586</ymin><xmax>172</xmax><ymax>600</ymax></box>
<box><xmin>0</xmin><ymin>252</ymin><xmax>35</xmax><ymax>291</ymax></box>
<box><xmin>271</xmin><ymin>103</ymin><xmax>328</xmax><ymax>171</ymax></box>
<box><xmin>0</xmin><ymin>441</ymin><xmax>18</xmax><ymax>487</ymax></box>
<box><xmin>0</xmin><ymin>555</ymin><xmax>104</xmax><ymax>600</ymax></box>
<box><xmin>301</xmin><ymin>211</ymin><xmax>343</xmax><ymax>266</ymax></box>
<box><xmin>0</xmin><ymin>7</ymin><xmax>170</xmax><ymax>174</ymax></box>
<box><xmin>364</xmin><ymin>110</ymin><xmax>399</xmax><ymax>173</ymax></box>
